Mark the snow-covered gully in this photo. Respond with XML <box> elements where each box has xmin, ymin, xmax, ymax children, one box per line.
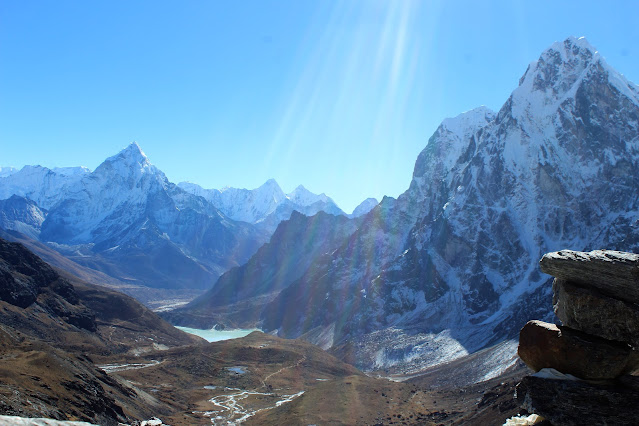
<box><xmin>97</xmin><ymin>360</ymin><xmax>162</xmax><ymax>373</ymax></box>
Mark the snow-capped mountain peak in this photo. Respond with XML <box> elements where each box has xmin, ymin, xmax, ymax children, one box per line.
<box><xmin>255</xmin><ymin>179</ymin><xmax>285</xmax><ymax>199</ymax></box>
<box><xmin>260</xmin><ymin>178</ymin><xmax>281</xmax><ymax>189</ymax></box>
<box><xmin>0</xmin><ymin>165</ymin><xmax>87</xmax><ymax>210</ymax></box>
<box><xmin>517</xmin><ymin>36</ymin><xmax>598</xmax><ymax>98</ymax></box>
<box><xmin>123</xmin><ymin>141</ymin><xmax>148</xmax><ymax>159</ymax></box>
<box><xmin>287</xmin><ymin>185</ymin><xmax>330</xmax><ymax>205</ymax></box>
<box><xmin>93</xmin><ymin>142</ymin><xmax>164</xmax><ymax>186</ymax></box>
<box><xmin>350</xmin><ymin>198</ymin><xmax>378</xmax><ymax>218</ymax></box>
<box><xmin>177</xmin><ymin>179</ymin><xmax>345</xmax><ymax>228</ymax></box>
<box><xmin>512</xmin><ymin>36</ymin><xmax>639</xmax><ymax>122</ymax></box>
<box><xmin>439</xmin><ymin>106</ymin><xmax>495</xmax><ymax>136</ymax></box>
<box><xmin>103</xmin><ymin>142</ymin><xmax>150</xmax><ymax>168</ymax></box>
<box><xmin>411</xmin><ymin>106</ymin><xmax>495</xmax><ymax>194</ymax></box>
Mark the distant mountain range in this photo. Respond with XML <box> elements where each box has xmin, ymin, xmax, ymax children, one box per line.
<box><xmin>179</xmin><ymin>179</ymin><xmax>376</xmax><ymax>233</ymax></box>
<box><xmin>0</xmin><ymin>143</ymin><xmax>376</xmax><ymax>306</ymax></box>
<box><xmin>170</xmin><ymin>37</ymin><xmax>639</xmax><ymax>376</ymax></box>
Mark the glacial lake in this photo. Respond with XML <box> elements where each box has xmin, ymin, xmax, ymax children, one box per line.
<box><xmin>175</xmin><ymin>326</ymin><xmax>261</xmax><ymax>342</ymax></box>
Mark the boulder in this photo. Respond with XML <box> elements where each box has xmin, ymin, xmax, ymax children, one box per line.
<box><xmin>516</xmin><ymin>375</ymin><xmax>639</xmax><ymax>426</ymax></box>
<box><xmin>553</xmin><ymin>278</ymin><xmax>639</xmax><ymax>349</ymax></box>
<box><xmin>539</xmin><ymin>250</ymin><xmax>639</xmax><ymax>304</ymax></box>
<box><xmin>517</xmin><ymin>320</ymin><xmax>639</xmax><ymax>379</ymax></box>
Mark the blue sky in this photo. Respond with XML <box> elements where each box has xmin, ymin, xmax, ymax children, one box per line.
<box><xmin>1</xmin><ymin>1</ymin><xmax>638</xmax><ymax>213</ymax></box>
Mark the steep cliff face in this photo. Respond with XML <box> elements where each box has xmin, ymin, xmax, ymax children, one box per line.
<box><xmin>398</xmin><ymin>36</ymin><xmax>639</xmax><ymax>328</ymax></box>
<box><xmin>260</xmin><ymin>37</ymin><xmax>639</xmax><ymax>373</ymax></box>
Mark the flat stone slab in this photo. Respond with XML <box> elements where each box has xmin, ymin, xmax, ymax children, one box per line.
<box><xmin>516</xmin><ymin>375</ymin><xmax>639</xmax><ymax>426</ymax></box>
<box><xmin>539</xmin><ymin>250</ymin><xmax>639</xmax><ymax>303</ymax></box>
<box><xmin>518</xmin><ymin>320</ymin><xmax>639</xmax><ymax>380</ymax></box>
<box><xmin>553</xmin><ymin>278</ymin><xmax>639</xmax><ymax>349</ymax></box>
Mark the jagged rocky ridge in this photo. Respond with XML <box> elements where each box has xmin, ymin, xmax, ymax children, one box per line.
<box><xmin>178</xmin><ymin>180</ymin><xmax>375</xmax><ymax>233</ymax></box>
<box><xmin>178</xmin><ymin>179</ymin><xmax>377</xmax><ymax>233</ymax></box>
<box><xmin>177</xmin><ymin>37</ymin><xmax>639</xmax><ymax>375</ymax></box>
<box><xmin>514</xmin><ymin>250</ymin><xmax>639</xmax><ymax>425</ymax></box>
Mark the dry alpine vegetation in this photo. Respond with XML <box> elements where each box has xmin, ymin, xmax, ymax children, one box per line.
<box><xmin>92</xmin><ymin>331</ymin><xmax>526</xmax><ymax>425</ymax></box>
<box><xmin>0</xmin><ymin>236</ymin><xmax>526</xmax><ymax>425</ymax></box>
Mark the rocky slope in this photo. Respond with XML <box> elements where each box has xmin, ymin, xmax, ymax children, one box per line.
<box><xmin>0</xmin><ymin>228</ymin><xmax>204</xmax><ymax>311</ymax></box>
<box><xmin>0</xmin><ymin>237</ymin><xmax>201</xmax><ymax>424</ymax></box>
<box><xmin>201</xmin><ymin>37</ymin><xmax>639</xmax><ymax>376</ymax></box>
<box><xmin>164</xmin><ymin>211</ymin><xmax>362</xmax><ymax>329</ymax></box>
<box><xmin>0</xmin><ymin>237</ymin><xmax>198</xmax><ymax>354</ymax></box>
<box><xmin>0</xmin><ymin>333</ymin><xmax>148</xmax><ymax>426</ymax></box>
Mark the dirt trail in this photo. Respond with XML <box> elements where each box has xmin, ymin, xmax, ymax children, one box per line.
<box><xmin>262</xmin><ymin>355</ymin><xmax>306</xmax><ymax>388</ymax></box>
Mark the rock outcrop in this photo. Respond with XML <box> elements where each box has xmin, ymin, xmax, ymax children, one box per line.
<box><xmin>552</xmin><ymin>277</ymin><xmax>639</xmax><ymax>348</ymax></box>
<box><xmin>514</xmin><ymin>249</ymin><xmax>639</xmax><ymax>425</ymax></box>
<box><xmin>518</xmin><ymin>320</ymin><xmax>638</xmax><ymax>380</ymax></box>
<box><xmin>516</xmin><ymin>374</ymin><xmax>639</xmax><ymax>425</ymax></box>
<box><xmin>539</xmin><ymin>250</ymin><xmax>639</xmax><ymax>304</ymax></box>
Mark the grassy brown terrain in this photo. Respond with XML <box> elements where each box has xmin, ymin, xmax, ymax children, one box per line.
<box><xmin>0</xmin><ymin>326</ymin><xmax>159</xmax><ymax>425</ymax></box>
<box><xmin>0</xmin><ymin>237</ymin><xmax>202</xmax><ymax>424</ymax></box>
<box><xmin>105</xmin><ymin>331</ymin><xmax>527</xmax><ymax>425</ymax></box>
<box><xmin>107</xmin><ymin>331</ymin><xmax>447</xmax><ymax>426</ymax></box>
<box><xmin>106</xmin><ymin>331</ymin><xmax>363</xmax><ymax>425</ymax></box>
<box><xmin>406</xmin><ymin>352</ymin><xmax>529</xmax><ymax>426</ymax></box>
<box><xmin>0</xmin><ymin>236</ymin><xmax>528</xmax><ymax>425</ymax></box>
